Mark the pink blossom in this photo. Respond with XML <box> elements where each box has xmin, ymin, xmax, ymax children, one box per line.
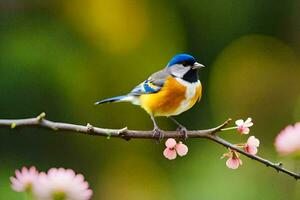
<box><xmin>226</xmin><ymin>157</ymin><xmax>243</xmax><ymax>169</ymax></box>
<box><xmin>244</xmin><ymin>136</ymin><xmax>260</xmax><ymax>155</ymax></box>
<box><xmin>275</xmin><ymin>123</ymin><xmax>300</xmax><ymax>155</ymax></box>
<box><xmin>163</xmin><ymin>138</ymin><xmax>188</xmax><ymax>160</ymax></box>
<box><xmin>10</xmin><ymin>166</ymin><xmax>39</xmax><ymax>192</ymax></box>
<box><xmin>34</xmin><ymin>168</ymin><xmax>92</xmax><ymax>200</ymax></box>
<box><xmin>222</xmin><ymin>150</ymin><xmax>242</xmax><ymax>169</ymax></box>
<box><xmin>235</xmin><ymin>118</ymin><xmax>253</xmax><ymax>134</ymax></box>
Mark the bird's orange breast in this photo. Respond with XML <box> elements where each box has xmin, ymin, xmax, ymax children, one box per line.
<box><xmin>139</xmin><ymin>76</ymin><xmax>202</xmax><ymax>116</ymax></box>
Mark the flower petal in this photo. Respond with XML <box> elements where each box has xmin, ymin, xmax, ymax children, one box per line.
<box><xmin>176</xmin><ymin>142</ymin><xmax>188</xmax><ymax>156</ymax></box>
<box><xmin>245</xmin><ymin>122</ymin><xmax>254</xmax><ymax>128</ymax></box>
<box><xmin>242</xmin><ymin>127</ymin><xmax>250</xmax><ymax>134</ymax></box>
<box><xmin>245</xmin><ymin>117</ymin><xmax>252</xmax><ymax>124</ymax></box>
<box><xmin>226</xmin><ymin>158</ymin><xmax>242</xmax><ymax>169</ymax></box>
<box><xmin>235</xmin><ymin>119</ymin><xmax>244</xmax><ymax>126</ymax></box>
<box><xmin>165</xmin><ymin>138</ymin><xmax>176</xmax><ymax>148</ymax></box>
<box><xmin>245</xmin><ymin>146</ymin><xmax>258</xmax><ymax>155</ymax></box>
<box><xmin>163</xmin><ymin>148</ymin><xmax>177</xmax><ymax>160</ymax></box>
<box><xmin>247</xmin><ymin>136</ymin><xmax>260</xmax><ymax>147</ymax></box>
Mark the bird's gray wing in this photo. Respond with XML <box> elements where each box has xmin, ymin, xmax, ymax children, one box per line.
<box><xmin>130</xmin><ymin>68</ymin><xmax>170</xmax><ymax>95</ymax></box>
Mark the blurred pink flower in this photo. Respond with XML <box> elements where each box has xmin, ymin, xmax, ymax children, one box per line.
<box><xmin>275</xmin><ymin>123</ymin><xmax>300</xmax><ymax>155</ymax></box>
<box><xmin>244</xmin><ymin>136</ymin><xmax>260</xmax><ymax>155</ymax></box>
<box><xmin>10</xmin><ymin>166</ymin><xmax>39</xmax><ymax>192</ymax></box>
<box><xmin>163</xmin><ymin>138</ymin><xmax>188</xmax><ymax>160</ymax></box>
<box><xmin>222</xmin><ymin>150</ymin><xmax>242</xmax><ymax>169</ymax></box>
<box><xmin>235</xmin><ymin>118</ymin><xmax>253</xmax><ymax>134</ymax></box>
<box><xmin>226</xmin><ymin>157</ymin><xmax>243</xmax><ymax>169</ymax></box>
<box><xmin>34</xmin><ymin>168</ymin><xmax>92</xmax><ymax>200</ymax></box>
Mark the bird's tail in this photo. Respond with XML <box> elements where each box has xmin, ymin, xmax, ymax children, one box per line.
<box><xmin>94</xmin><ymin>95</ymin><xmax>134</xmax><ymax>105</ymax></box>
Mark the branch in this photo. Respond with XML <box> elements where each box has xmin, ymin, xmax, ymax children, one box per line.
<box><xmin>0</xmin><ymin>113</ymin><xmax>299</xmax><ymax>180</ymax></box>
<box><xmin>205</xmin><ymin>135</ymin><xmax>300</xmax><ymax>180</ymax></box>
<box><xmin>0</xmin><ymin>113</ymin><xmax>231</xmax><ymax>140</ymax></box>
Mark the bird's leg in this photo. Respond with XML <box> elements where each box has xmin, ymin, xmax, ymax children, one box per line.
<box><xmin>168</xmin><ymin>117</ymin><xmax>188</xmax><ymax>140</ymax></box>
<box><xmin>150</xmin><ymin>115</ymin><xmax>164</xmax><ymax>142</ymax></box>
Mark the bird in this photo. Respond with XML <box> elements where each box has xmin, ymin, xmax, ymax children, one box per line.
<box><xmin>95</xmin><ymin>54</ymin><xmax>205</xmax><ymax>141</ymax></box>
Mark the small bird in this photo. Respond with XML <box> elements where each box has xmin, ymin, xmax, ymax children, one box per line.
<box><xmin>95</xmin><ymin>54</ymin><xmax>205</xmax><ymax>140</ymax></box>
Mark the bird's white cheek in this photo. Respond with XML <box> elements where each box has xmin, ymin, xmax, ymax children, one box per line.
<box><xmin>170</xmin><ymin>66</ymin><xmax>190</xmax><ymax>78</ymax></box>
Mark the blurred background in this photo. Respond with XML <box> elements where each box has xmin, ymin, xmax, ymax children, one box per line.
<box><xmin>0</xmin><ymin>0</ymin><xmax>300</xmax><ymax>199</ymax></box>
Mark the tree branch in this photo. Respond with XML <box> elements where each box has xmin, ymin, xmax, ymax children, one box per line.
<box><xmin>0</xmin><ymin>113</ymin><xmax>299</xmax><ymax>180</ymax></box>
<box><xmin>205</xmin><ymin>135</ymin><xmax>300</xmax><ymax>179</ymax></box>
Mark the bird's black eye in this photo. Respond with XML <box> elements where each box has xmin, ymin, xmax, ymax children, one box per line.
<box><xmin>181</xmin><ymin>60</ymin><xmax>195</xmax><ymax>67</ymax></box>
<box><xmin>181</xmin><ymin>61</ymin><xmax>189</xmax><ymax>67</ymax></box>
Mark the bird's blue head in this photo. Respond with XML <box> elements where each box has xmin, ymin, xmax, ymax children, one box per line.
<box><xmin>167</xmin><ymin>54</ymin><xmax>196</xmax><ymax>67</ymax></box>
<box><xmin>166</xmin><ymin>54</ymin><xmax>205</xmax><ymax>83</ymax></box>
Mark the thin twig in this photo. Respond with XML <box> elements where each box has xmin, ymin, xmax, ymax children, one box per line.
<box><xmin>205</xmin><ymin>135</ymin><xmax>300</xmax><ymax>180</ymax></box>
<box><xmin>0</xmin><ymin>113</ymin><xmax>299</xmax><ymax>180</ymax></box>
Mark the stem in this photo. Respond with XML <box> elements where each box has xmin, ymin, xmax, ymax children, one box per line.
<box><xmin>221</xmin><ymin>126</ymin><xmax>237</xmax><ymax>131</ymax></box>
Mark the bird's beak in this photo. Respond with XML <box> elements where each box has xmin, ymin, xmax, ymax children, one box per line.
<box><xmin>192</xmin><ymin>62</ymin><xmax>205</xmax><ymax>69</ymax></box>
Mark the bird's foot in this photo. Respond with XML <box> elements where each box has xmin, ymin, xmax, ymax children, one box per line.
<box><xmin>152</xmin><ymin>127</ymin><xmax>164</xmax><ymax>143</ymax></box>
<box><xmin>177</xmin><ymin>125</ymin><xmax>188</xmax><ymax>140</ymax></box>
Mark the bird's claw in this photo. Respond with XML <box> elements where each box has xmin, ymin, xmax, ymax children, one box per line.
<box><xmin>177</xmin><ymin>126</ymin><xmax>188</xmax><ymax>140</ymax></box>
<box><xmin>152</xmin><ymin>127</ymin><xmax>164</xmax><ymax>143</ymax></box>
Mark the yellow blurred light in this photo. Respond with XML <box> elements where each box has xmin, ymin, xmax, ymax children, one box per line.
<box><xmin>209</xmin><ymin>35</ymin><xmax>300</xmax><ymax>138</ymax></box>
<box><xmin>63</xmin><ymin>0</ymin><xmax>149</xmax><ymax>52</ymax></box>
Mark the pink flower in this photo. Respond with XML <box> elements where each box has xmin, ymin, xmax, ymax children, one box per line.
<box><xmin>222</xmin><ymin>150</ymin><xmax>243</xmax><ymax>169</ymax></box>
<box><xmin>244</xmin><ymin>136</ymin><xmax>260</xmax><ymax>155</ymax></box>
<box><xmin>226</xmin><ymin>157</ymin><xmax>243</xmax><ymax>169</ymax></box>
<box><xmin>10</xmin><ymin>166</ymin><xmax>39</xmax><ymax>192</ymax></box>
<box><xmin>275</xmin><ymin>123</ymin><xmax>300</xmax><ymax>155</ymax></box>
<box><xmin>34</xmin><ymin>168</ymin><xmax>92</xmax><ymax>200</ymax></box>
<box><xmin>235</xmin><ymin>118</ymin><xmax>253</xmax><ymax>134</ymax></box>
<box><xmin>163</xmin><ymin>138</ymin><xmax>188</xmax><ymax>160</ymax></box>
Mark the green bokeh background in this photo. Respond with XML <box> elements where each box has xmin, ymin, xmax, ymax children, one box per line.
<box><xmin>1</xmin><ymin>0</ymin><xmax>300</xmax><ymax>199</ymax></box>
